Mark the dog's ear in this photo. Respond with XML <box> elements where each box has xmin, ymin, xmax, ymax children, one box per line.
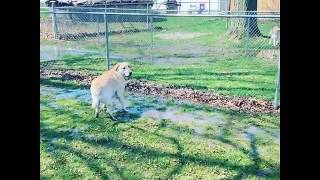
<box><xmin>112</xmin><ymin>63</ymin><xmax>121</xmax><ymax>71</ymax></box>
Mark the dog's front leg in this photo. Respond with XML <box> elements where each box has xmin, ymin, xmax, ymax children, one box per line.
<box><xmin>117</xmin><ymin>89</ymin><xmax>128</xmax><ymax>112</ymax></box>
<box><xmin>119</xmin><ymin>96</ymin><xmax>128</xmax><ymax>112</ymax></box>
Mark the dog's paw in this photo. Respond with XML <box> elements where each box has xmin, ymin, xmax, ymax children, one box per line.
<box><xmin>123</xmin><ymin>109</ymin><xmax>129</xmax><ymax>114</ymax></box>
<box><xmin>107</xmin><ymin>113</ymin><xmax>118</xmax><ymax>121</ymax></box>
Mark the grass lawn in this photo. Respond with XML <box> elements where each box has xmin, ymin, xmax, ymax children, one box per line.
<box><xmin>41</xmin><ymin>17</ymin><xmax>279</xmax><ymax>54</ymax></box>
<box><xmin>40</xmin><ymin>2</ymin><xmax>49</xmax><ymax>18</ymax></box>
<box><xmin>41</xmin><ymin>55</ymin><xmax>277</xmax><ymax>101</ymax></box>
<box><xmin>41</xmin><ymin>15</ymin><xmax>280</xmax><ymax>179</ymax></box>
<box><xmin>40</xmin><ymin>84</ymin><xmax>279</xmax><ymax>179</ymax></box>
<box><xmin>41</xmin><ymin>17</ymin><xmax>279</xmax><ymax>101</ymax></box>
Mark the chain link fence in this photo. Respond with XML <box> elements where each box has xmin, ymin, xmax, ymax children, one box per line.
<box><xmin>40</xmin><ymin>4</ymin><xmax>280</xmax><ymax>108</ymax></box>
<box><xmin>41</xmin><ymin>6</ymin><xmax>279</xmax><ymax>61</ymax></box>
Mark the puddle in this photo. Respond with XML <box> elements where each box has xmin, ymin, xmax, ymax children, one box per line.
<box><xmin>244</xmin><ymin>126</ymin><xmax>280</xmax><ymax>144</ymax></box>
<box><xmin>65</xmin><ymin>125</ymin><xmax>90</xmax><ymax>139</ymax></box>
<box><xmin>57</xmin><ymin>127</ymin><xmax>70</xmax><ymax>132</ymax></box>
<box><xmin>147</xmin><ymin>57</ymin><xmax>207</xmax><ymax>66</ymax></box>
<box><xmin>154</xmin><ymin>44</ymin><xmax>211</xmax><ymax>57</ymax></box>
<box><xmin>40</xmin><ymin>86</ymin><xmax>279</xmax><ymax>142</ymax></box>
<box><xmin>41</xmin><ymin>86</ymin><xmax>90</xmax><ymax>110</ymax></box>
<box><xmin>155</xmin><ymin>32</ymin><xmax>209</xmax><ymax>40</ymax></box>
<box><xmin>69</xmin><ymin>128</ymin><xmax>80</xmax><ymax>138</ymax></box>
<box><xmin>41</xmin><ymin>85</ymin><xmax>226</xmax><ymax>133</ymax></box>
<box><xmin>40</xmin><ymin>104</ymin><xmax>46</xmax><ymax>109</ymax></box>
<box><xmin>243</xmin><ymin>126</ymin><xmax>280</xmax><ymax>157</ymax></box>
<box><xmin>40</xmin><ymin>45</ymin><xmax>101</xmax><ymax>61</ymax></box>
<box><xmin>84</xmin><ymin>134</ymin><xmax>96</xmax><ymax>141</ymax></box>
<box><xmin>40</xmin><ymin>85</ymin><xmax>279</xmax><ymax>176</ymax></box>
<box><xmin>110</xmin><ymin>54</ymin><xmax>129</xmax><ymax>61</ymax></box>
<box><xmin>56</xmin><ymin>88</ymin><xmax>91</xmax><ymax>103</ymax></box>
<box><xmin>41</xmin><ymin>85</ymin><xmax>91</xmax><ymax>104</ymax></box>
<box><xmin>141</xmin><ymin>108</ymin><xmax>223</xmax><ymax>127</ymax></box>
<box><xmin>47</xmin><ymin>145</ymin><xmax>56</xmax><ymax>155</ymax></box>
<box><xmin>50</xmin><ymin>138</ymin><xmax>58</xmax><ymax>144</ymax></box>
<box><xmin>80</xmin><ymin>124</ymin><xmax>90</xmax><ymax>130</ymax></box>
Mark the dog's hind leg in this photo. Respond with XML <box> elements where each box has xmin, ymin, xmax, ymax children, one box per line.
<box><xmin>104</xmin><ymin>104</ymin><xmax>118</xmax><ymax>121</ymax></box>
<box><xmin>107</xmin><ymin>110</ymin><xmax>117</xmax><ymax>121</ymax></box>
<box><xmin>91</xmin><ymin>96</ymin><xmax>100</xmax><ymax>118</ymax></box>
<box><xmin>102</xmin><ymin>103</ymin><xmax>107</xmax><ymax>110</ymax></box>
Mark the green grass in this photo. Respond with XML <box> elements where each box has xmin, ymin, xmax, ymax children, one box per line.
<box><xmin>40</xmin><ymin>63</ymin><xmax>279</xmax><ymax>178</ymax></box>
<box><xmin>41</xmin><ymin>13</ymin><xmax>280</xmax><ymax>180</ymax></box>
<box><xmin>41</xmin><ymin>54</ymin><xmax>277</xmax><ymax>100</ymax></box>
<box><xmin>133</xmin><ymin>58</ymin><xmax>277</xmax><ymax>100</ymax></box>
<box><xmin>40</xmin><ymin>2</ymin><xmax>49</xmax><ymax>18</ymax></box>
<box><xmin>40</xmin><ymin>84</ymin><xmax>279</xmax><ymax>179</ymax></box>
<box><xmin>41</xmin><ymin>17</ymin><xmax>279</xmax><ymax>51</ymax></box>
<box><xmin>40</xmin><ymin>11</ymin><xmax>49</xmax><ymax>18</ymax></box>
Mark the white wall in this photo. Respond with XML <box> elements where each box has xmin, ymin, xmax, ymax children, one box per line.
<box><xmin>152</xmin><ymin>0</ymin><xmax>228</xmax><ymax>13</ymax></box>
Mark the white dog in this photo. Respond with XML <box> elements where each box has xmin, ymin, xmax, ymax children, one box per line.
<box><xmin>90</xmin><ymin>62</ymin><xmax>132</xmax><ymax>119</ymax></box>
<box><xmin>269</xmin><ymin>26</ymin><xmax>280</xmax><ymax>47</ymax></box>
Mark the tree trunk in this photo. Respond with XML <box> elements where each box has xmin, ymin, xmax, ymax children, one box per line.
<box><xmin>228</xmin><ymin>0</ymin><xmax>262</xmax><ymax>39</ymax></box>
<box><xmin>246</xmin><ymin>0</ymin><xmax>262</xmax><ymax>37</ymax></box>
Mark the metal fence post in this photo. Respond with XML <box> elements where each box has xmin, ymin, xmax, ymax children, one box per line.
<box><xmin>97</xmin><ymin>16</ymin><xmax>100</xmax><ymax>38</ymax></box>
<box><xmin>274</xmin><ymin>49</ymin><xmax>280</xmax><ymax>109</ymax></box>
<box><xmin>245</xmin><ymin>16</ymin><xmax>250</xmax><ymax>56</ymax></box>
<box><xmin>51</xmin><ymin>1</ymin><xmax>58</xmax><ymax>39</ymax></box>
<box><xmin>146</xmin><ymin>3</ymin><xmax>149</xmax><ymax>29</ymax></box>
<box><xmin>104</xmin><ymin>14</ymin><xmax>110</xmax><ymax>70</ymax></box>
<box><xmin>150</xmin><ymin>16</ymin><xmax>154</xmax><ymax>61</ymax></box>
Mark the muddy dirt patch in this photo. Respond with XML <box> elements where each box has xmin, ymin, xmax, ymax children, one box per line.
<box><xmin>40</xmin><ymin>69</ymin><xmax>278</xmax><ymax>114</ymax></box>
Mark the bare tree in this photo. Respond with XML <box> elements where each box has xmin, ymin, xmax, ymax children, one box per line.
<box><xmin>227</xmin><ymin>0</ymin><xmax>262</xmax><ymax>39</ymax></box>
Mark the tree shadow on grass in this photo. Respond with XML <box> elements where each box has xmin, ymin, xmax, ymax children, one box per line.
<box><xmin>203</xmin><ymin>117</ymin><xmax>279</xmax><ymax>179</ymax></box>
<box><xmin>41</xmin><ymin>112</ymin><xmax>279</xmax><ymax>179</ymax></box>
<box><xmin>40</xmin><ymin>85</ymin><xmax>279</xmax><ymax>179</ymax></box>
<box><xmin>40</xmin><ymin>78</ymin><xmax>88</xmax><ymax>89</ymax></box>
<box><xmin>43</xmin><ymin>138</ymin><xmax>113</xmax><ymax>180</ymax></box>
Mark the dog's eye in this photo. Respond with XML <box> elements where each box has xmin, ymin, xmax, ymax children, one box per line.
<box><xmin>123</xmin><ymin>67</ymin><xmax>126</xmax><ymax>69</ymax></box>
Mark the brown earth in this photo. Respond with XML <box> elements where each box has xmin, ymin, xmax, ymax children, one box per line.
<box><xmin>40</xmin><ymin>69</ymin><xmax>278</xmax><ymax>114</ymax></box>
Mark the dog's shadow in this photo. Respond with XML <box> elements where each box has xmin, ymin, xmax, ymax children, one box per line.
<box><xmin>104</xmin><ymin>95</ymin><xmax>169</xmax><ymax>123</ymax></box>
<box><xmin>110</xmin><ymin>110</ymin><xmax>142</xmax><ymax>123</ymax></box>
<box><xmin>107</xmin><ymin>100</ymin><xmax>168</xmax><ymax>124</ymax></box>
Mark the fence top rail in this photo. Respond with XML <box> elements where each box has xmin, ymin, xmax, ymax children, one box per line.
<box><xmin>41</xmin><ymin>6</ymin><xmax>280</xmax><ymax>14</ymax></box>
<box><xmin>45</xmin><ymin>1</ymin><xmax>225</xmax><ymax>6</ymax></box>
<box><xmin>50</xmin><ymin>6</ymin><xmax>280</xmax><ymax>13</ymax></box>
<box><xmin>40</xmin><ymin>10</ymin><xmax>280</xmax><ymax>18</ymax></box>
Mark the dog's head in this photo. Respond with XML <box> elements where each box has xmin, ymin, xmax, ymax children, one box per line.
<box><xmin>112</xmin><ymin>62</ymin><xmax>132</xmax><ymax>79</ymax></box>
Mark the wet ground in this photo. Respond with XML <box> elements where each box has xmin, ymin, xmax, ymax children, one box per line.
<box><xmin>40</xmin><ymin>69</ymin><xmax>278</xmax><ymax>114</ymax></box>
<box><xmin>40</xmin><ymin>85</ymin><xmax>279</xmax><ymax>146</ymax></box>
<box><xmin>155</xmin><ymin>32</ymin><xmax>209</xmax><ymax>40</ymax></box>
<box><xmin>40</xmin><ymin>45</ymin><xmax>102</xmax><ymax>61</ymax></box>
<box><xmin>40</xmin><ymin>44</ymin><xmax>213</xmax><ymax>66</ymax></box>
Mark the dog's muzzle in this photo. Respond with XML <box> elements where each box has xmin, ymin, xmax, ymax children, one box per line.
<box><xmin>124</xmin><ymin>72</ymin><xmax>132</xmax><ymax>80</ymax></box>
